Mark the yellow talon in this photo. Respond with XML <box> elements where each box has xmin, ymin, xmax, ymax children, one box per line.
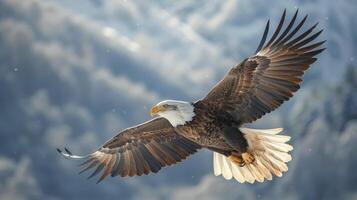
<box><xmin>228</xmin><ymin>153</ymin><xmax>245</xmax><ymax>167</ymax></box>
<box><xmin>242</xmin><ymin>152</ymin><xmax>255</xmax><ymax>164</ymax></box>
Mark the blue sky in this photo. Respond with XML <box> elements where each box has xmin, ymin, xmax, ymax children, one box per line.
<box><xmin>0</xmin><ymin>0</ymin><xmax>356</xmax><ymax>199</ymax></box>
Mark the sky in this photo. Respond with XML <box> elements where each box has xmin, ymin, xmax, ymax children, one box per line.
<box><xmin>0</xmin><ymin>0</ymin><xmax>356</xmax><ymax>200</ymax></box>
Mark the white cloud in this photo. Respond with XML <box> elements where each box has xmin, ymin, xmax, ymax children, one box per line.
<box><xmin>1</xmin><ymin>0</ymin><xmax>357</xmax><ymax>199</ymax></box>
<box><xmin>0</xmin><ymin>156</ymin><xmax>58</xmax><ymax>200</ymax></box>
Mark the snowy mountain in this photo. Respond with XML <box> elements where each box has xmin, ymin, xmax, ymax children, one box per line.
<box><xmin>0</xmin><ymin>0</ymin><xmax>356</xmax><ymax>199</ymax></box>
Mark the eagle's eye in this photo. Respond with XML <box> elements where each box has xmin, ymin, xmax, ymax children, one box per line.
<box><xmin>164</xmin><ymin>104</ymin><xmax>177</xmax><ymax>110</ymax></box>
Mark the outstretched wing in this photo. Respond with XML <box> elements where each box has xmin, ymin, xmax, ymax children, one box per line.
<box><xmin>201</xmin><ymin>9</ymin><xmax>325</xmax><ymax>124</ymax></box>
<box><xmin>58</xmin><ymin>117</ymin><xmax>201</xmax><ymax>183</ymax></box>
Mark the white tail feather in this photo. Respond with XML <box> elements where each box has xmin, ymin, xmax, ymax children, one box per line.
<box><xmin>222</xmin><ymin>157</ymin><xmax>233</xmax><ymax>179</ymax></box>
<box><xmin>213</xmin><ymin>127</ymin><xmax>293</xmax><ymax>183</ymax></box>
<box><xmin>213</xmin><ymin>152</ymin><xmax>221</xmax><ymax>176</ymax></box>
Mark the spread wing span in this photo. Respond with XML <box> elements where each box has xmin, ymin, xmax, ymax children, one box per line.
<box><xmin>202</xmin><ymin>9</ymin><xmax>325</xmax><ymax>124</ymax></box>
<box><xmin>58</xmin><ymin>118</ymin><xmax>201</xmax><ymax>183</ymax></box>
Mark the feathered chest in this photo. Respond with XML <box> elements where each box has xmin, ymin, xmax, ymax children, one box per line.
<box><xmin>175</xmin><ymin>104</ymin><xmax>232</xmax><ymax>146</ymax></box>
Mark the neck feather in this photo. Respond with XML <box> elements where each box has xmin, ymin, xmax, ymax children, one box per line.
<box><xmin>159</xmin><ymin>101</ymin><xmax>195</xmax><ymax>127</ymax></box>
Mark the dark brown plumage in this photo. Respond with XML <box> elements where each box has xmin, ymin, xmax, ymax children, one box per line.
<box><xmin>60</xmin><ymin>118</ymin><xmax>200</xmax><ymax>183</ymax></box>
<box><xmin>58</xmin><ymin>9</ymin><xmax>325</xmax><ymax>183</ymax></box>
<box><xmin>202</xmin><ymin>9</ymin><xmax>325</xmax><ymax>124</ymax></box>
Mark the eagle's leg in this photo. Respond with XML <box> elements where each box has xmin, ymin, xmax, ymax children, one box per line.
<box><xmin>228</xmin><ymin>152</ymin><xmax>245</xmax><ymax>167</ymax></box>
<box><xmin>207</xmin><ymin>146</ymin><xmax>247</xmax><ymax>167</ymax></box>
<box><xmin>221</xmin><ymin>126</ymin><xmax>255</xmax><ymax>165</ymax></box>
<box><xmin>242</xmin><ymin>152</ymin><xmax>255</xmax><ymax>164</ymax></box>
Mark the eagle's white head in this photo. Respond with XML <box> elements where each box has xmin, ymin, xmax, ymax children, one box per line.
<box><xmin>150</xmin><ymin>100</ymin><xmax>195</xmax><ymax>127</ymax></box>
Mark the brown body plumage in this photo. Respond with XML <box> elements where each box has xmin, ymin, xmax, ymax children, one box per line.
<box><xmin>58</xmin><ymin>9</ymin><xmax>325</xmax><ymax>183</ymax></box>
<box><xmin>176</xmin><ymin>101</ymin><xmax>247</xmax><ymax>154</ymax></box>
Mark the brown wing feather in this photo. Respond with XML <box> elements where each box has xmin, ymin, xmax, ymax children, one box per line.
<box><xmin>59</xmin><ymin>118</ymin><xmax>201</xmax><ymax>183</ymax></box>
<box><xmin>201</xmin><ymin>10</ymin><xmax>325</xmax><ymax>124</ymax></box>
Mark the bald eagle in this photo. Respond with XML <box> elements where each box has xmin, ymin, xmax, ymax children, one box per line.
<box><xmin>58</xmin><ymin>9</ymin><xmax>325</xmax><ymax>184</ymax></box>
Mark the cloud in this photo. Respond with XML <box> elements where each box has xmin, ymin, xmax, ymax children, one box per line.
<box><xmin>0</xmin><ymin>0</ymin><xmax>356</xmax><ymax>199</ymax></box>
<box><xmin>143</xmin><ymin>66</ymin><xmax>357</xmax><ymax>200</ymax></box>
<box><xmin>0</xmin><ymin>156</ymin><xmax>58</xmax><ymax>200</ymax></box>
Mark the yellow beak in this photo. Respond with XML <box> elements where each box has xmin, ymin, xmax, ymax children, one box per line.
<box><xmin>150</xmin><ymin>105</ymin><xmax>165</xmax><ymax>117</ymax></box>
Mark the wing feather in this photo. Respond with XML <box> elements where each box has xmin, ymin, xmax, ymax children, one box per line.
<box><xmin>201</xmin><ymin>10</ymin><xmax>325</xmax><ymax>124</ymax></box>
<box><xmin>58</xmin><ymin>117</ymin><xmax>201</xmax><ymax>183</ymax></box>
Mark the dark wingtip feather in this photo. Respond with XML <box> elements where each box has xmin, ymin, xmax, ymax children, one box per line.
<box><xmin>64</xmin><ymin>147</ymin><xmax>72</xmax><ymax>155</ymax></box>
<box><xmin>305</xmin><ymin>48</ymin><xmax>326</xmax><ymax>57</ymax></box>
<box><xmin>286</xmin><ymin>22</ymin><xmax>320</xmax><ymax>48</ymax></box>
<box><xmin>96</xmin><ymin>173</ymin><xmax>108</xmax><ymax>184</ymax></box>
<box><xmin>299</xmin><ymin>40</ymin><xmax>326</xmax><ymax>52</ymax></box>
<box><xmin>264</xmin><ymin>9</ymin><xmax>286</xmax><ymax>48</ymax></box>
<box><xmin>96</xmin><ymin>174</ymin><xmax>106</xmax><ymax>184</ymax></box>
<box><xmin>255</xmin><ymin>20</ymin><xmax>270</xmax><ymax>54</ymax></box>
<box><xmin>79</xmin><ymin>166</ymin><xmax>91</xmax><ymax>175</ymax></box>
<box><xmin>78</xmin><ymin>159</ymin><xmax>97</xmax><ymax>174</ymax></box>
<box><xmin>279</xmin><ymin>14</ymin><xmax>308</xmax><ymax>46</ymax></box>
<box><xmin>315</xmin><ymin>29</ymin><xmax>323</xmax><ymax>36</ymax></box>
<box><xmin>282</xmin><ymin>8</ymin><xmax>287</xmax><ymax>18</ymax></box>
<box><xmin>273</xmin><ymin>9</ymin><xmax>300</xmax><ymax>47</ymax></box>
<box><xmin>78</xmin><ymin>157</ymin><xmax>94</xmax><ymax>167</ymax></box>
<box><xmin>291</xmin><ymin>29</ymin><xmax>324</xmax><ymax>50</ymax></box>
<box><xmin>293</xmin><ymin>9</ymin><xmax>299</xmax><ymax>21</ymax></box>
<box><xmin>87</xmin><ymin>164</ymin><xmax>105</xmax><ymax>180</ymax></box>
